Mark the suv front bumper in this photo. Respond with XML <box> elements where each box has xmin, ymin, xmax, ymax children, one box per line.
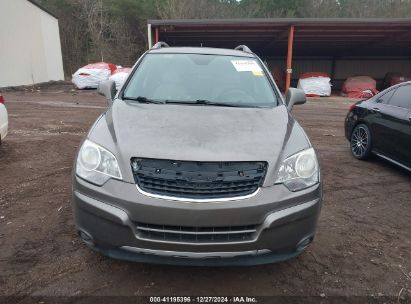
<box><xmin>72</xmin><ymin>176</ymin><xmax>322</xmax><ymax>265</ymax></box>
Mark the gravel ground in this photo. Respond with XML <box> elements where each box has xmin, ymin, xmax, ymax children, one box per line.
<box><xmin>0</xmin><ymin>84</ymin><xmax>410</xmax><ymax>303</ymax></box>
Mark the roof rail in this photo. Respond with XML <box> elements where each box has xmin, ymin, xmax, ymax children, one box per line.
<box><xmin>152</xmin><ymin>41</ymin><xmax>169</xmax><ymax>49</ymax></box>
<box><xmin>234</xmin><ymin>45</ymin><xmax>252</xmax><ymax>53</ymax></box>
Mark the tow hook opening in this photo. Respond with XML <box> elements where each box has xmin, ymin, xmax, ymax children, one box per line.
<box><xmin>297</xmin><ymin>236</ymin><xmax>314</xmax><ymax>252</ymax></box>
<box><xmin>78</xmin><ymin>230</ymin><xmax>95</xmax><ymax>247</ymax></box>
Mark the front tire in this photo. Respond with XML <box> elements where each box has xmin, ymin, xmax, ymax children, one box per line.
<box><xmin>350</xmin><ymin>124</ymin><xmax>372</xmax><ymax>160</ymax></box>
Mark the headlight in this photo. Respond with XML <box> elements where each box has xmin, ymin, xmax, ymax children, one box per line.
<box><xmin>76</xmin><ymin>139</ymin><xmax>122</xmax><ymax>186</ymax></box>
<box><xmin>275</xmin><ymin>148</ymin><xmax>319</xmax><ymax>192</ymax></box>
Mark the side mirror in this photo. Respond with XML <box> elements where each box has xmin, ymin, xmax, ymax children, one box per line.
<box><xmin>286</xmin><ymin>88</ymin><xmax>306</xmax><ymax>111</ymax></box>
<box><xmin>97</xmin><ymin>80</ymin><xmax>116</xmax><ymax>106</ymax></box>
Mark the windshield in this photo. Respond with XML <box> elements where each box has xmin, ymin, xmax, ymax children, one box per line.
<box><xmin>123</xmin><ymin>53</ymin><xmax>278</xmax><ymax>107</ymax></box>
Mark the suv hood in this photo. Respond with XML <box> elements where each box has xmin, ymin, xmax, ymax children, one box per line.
<box><xmin>89</xmin><ymin>101</ymin><xmax>310</xmax><ymax>184</ymax></box>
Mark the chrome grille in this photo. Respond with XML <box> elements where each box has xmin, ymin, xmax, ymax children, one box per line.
<box><xmin>135</xmin><ymin>222</ymin><xmax>258</xmax><ymax>243</ymax></box>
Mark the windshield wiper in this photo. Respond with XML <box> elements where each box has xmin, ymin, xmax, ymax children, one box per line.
<box><xmin>122</xmin><ymin>96</ymin><xmax>165</xmax><ymax>104</ymax></box>
<box><xmin>122</xmin><ymin>97</ymin><xmax>262</xmax><ymax>108</ymax></box>
<box><xmin>164</xmin><ymin>99</ymin><xmax>260</xmax><ymax>108</ymax></box>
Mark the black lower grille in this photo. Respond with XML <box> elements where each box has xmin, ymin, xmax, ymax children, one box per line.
<box><xmin>131</xmin><ymin>158</ymin><xmax>267</xmax><ymax>199</ymax></box>
<box><xmin>135</xmin><ymin>222</ymin><xmax>257</xmax><ymax>243</ymax></box>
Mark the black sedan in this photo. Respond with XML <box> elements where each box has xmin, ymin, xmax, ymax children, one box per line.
<box><xmin>345</xmin><ymin>82</ymin><xmax>411</xmax><ymax>171</ymax></box>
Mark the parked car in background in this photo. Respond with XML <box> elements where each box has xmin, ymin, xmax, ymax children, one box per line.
<box><xmin>0</xmin><ymin>95</ymin><xmax>8</xmax><ymax>145</ymax></box>
<box><xmin>71</xmin><ymin>43</ymin><xmax>322</xmax><ymax>266</ymax></box>
<box><xmin>345</xmin><ymin>82</ymin><xmax>411</xmax><ymax>171</ymax></box>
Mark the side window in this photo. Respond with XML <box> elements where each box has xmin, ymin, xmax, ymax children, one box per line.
<box><xmin>388</xmin><ymin>85</ymin><xmax>411</xmax><ymax>109</ymax></box>
<box><xmin>375</xmin><ymin>89</ymin><xmax>395</xmax><ymax>104</ymax></box>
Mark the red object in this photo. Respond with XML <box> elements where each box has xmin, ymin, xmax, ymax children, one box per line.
<box><xmin>285</xmin><ymin>25</ymin><xmax>294</xmax><ymax>93</ymax></box>
<box><xmin>342</xmin><ymin>76</ymin><xmax>379</xmax><ymax>99</ymax></box>
<box><xmin>112</xmin><ymin>67</ymin><xmax>132</xmax><ymax>75</ymax></box>
<box><xmin>155</xmin><ymin>27</ymin><xmax>159</xmax><ymax>43</ymax></box>
<box><xmin>383</xmin><ymin>72</ymin><xmax>411</xmax><ymax>89</ymax></box>
<box><xmin>82</xmin><ymin>62</ymin><xmax>117</xmax><ymax>74</ymax></box>
<box><xmin>0</xmin><ymin>95</ymin><xmax>4</xmax><ymax>104</ymax></box>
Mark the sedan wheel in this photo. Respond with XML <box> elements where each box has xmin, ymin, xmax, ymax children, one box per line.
<box><xmin>351</xmin><ymin>124</ymin><xmax>372</xmax><ymax>159</ymax></box>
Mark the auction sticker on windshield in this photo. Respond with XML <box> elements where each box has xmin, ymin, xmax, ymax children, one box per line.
<box><xmin>231</xmin><ymin>60</ymin><xmax>262</xmax><ymax>73</ymax></box>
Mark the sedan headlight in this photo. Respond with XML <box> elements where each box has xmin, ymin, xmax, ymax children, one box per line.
<box><xmin>76</xmin><ymin>139</ymin><xmax>122</xmax><ymax>186</ymax></box>
<box><xmin>275</xmin><ymin>148</ymin><xmax>319</xmax><ymax>192</ymax></box>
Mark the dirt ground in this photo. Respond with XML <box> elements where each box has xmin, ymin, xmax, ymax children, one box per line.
<box><xmin>0</xmin><ymin>83</ymin><xmax>410</xmax><ymax>302</ymax></box>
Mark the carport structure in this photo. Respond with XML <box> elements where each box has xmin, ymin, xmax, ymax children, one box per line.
<box><xmin>147</xmin><ymin>18</ymin><xmax>411</xmax><ymax>92</ymax></box>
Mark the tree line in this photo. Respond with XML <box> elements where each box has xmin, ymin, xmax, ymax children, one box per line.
<box><xmin>34</xmin><ymin>0</ymin><xmax>411</xmax><ymax>77</ymax></box>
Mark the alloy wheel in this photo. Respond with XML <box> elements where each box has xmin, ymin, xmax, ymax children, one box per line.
<box><xmin>351</xmin><ymin>126</ymin><xmax>369</xmax><ymax>158</ymax></box>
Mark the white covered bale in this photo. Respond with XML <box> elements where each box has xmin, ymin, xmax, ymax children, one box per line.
<box><xmin>109</xmin><ymin>67</ymin><xmax>132</xmax><ymax>90</ymax></box>
<box><xmin>297</xmin><ymin>72</ymin><xmax>332</xmax><ymax>97</ymax></box>
<box><xmin>72</xmin><ymin>62</ymin><xmax>116</xmax><ymax>89</ymax></box>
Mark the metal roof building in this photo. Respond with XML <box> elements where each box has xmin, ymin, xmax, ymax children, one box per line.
<box><xmin>147</xmin><ymin>18</ymin><xmax>411</xmax><ymax>91</ymax></box>
<box><xmin>0</xmin><ymin>0</ymin><xmax>64</xmax><ymax>87</ymax></box>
